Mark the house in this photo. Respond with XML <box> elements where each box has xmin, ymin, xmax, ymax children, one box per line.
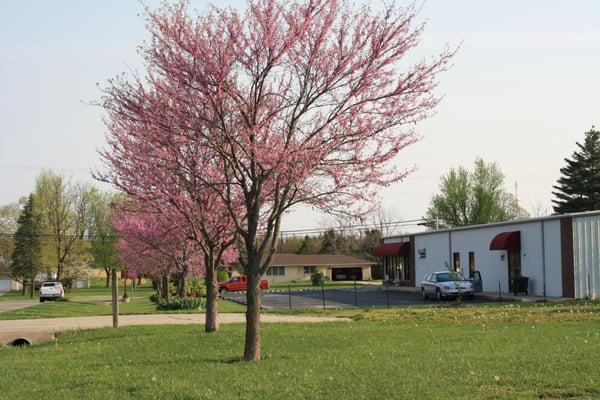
<box><xmin>373</xmin><ymin>210</ymin><xmax>600</xmax><ymax>299</ymax></box>
<box><xmin>0</xmin><ymin>276</ymin><xmax>21</xmax><ymax>292</ymax></box>
<box><xmin>261</xmin><ymin>253</ymin><xmax>375</xmax><ymax>283</ymax></box>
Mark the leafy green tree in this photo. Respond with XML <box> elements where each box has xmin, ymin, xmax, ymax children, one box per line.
<box><xmin>88</xmin><ymin>188</ymin><xmax>120</xmax><ymax>287</ymax></box>
<box><xmin>0</xmin><ymin>199</ymin><xmax>25</xmax><ymax>277</ymax></box>
<box><xmin>319</xmin><ymin>229</ymin><xmax>339</xmax><ymax>254</ymax></box>
<box><xmin>10</xmin><ymin>195</ymin><xmax>43</xmax><ymax>296</ymax></box>
<box><xmin>424</xmin><ymin>158</ymin><xmax>528</xmax><ymax>228</ymax></box>
<box><xmin>34</xmin><ymin>170</ymin><xmax>92</xmax><ymax>283</ymax></box>
<box><xmin>552</xmin><ymin>128</ymin><xmax>600</xmax><ymax>213</ymax></box>
<box><xmin>297</xmin><ymin>235</ymin><xmax>322</xmax><ymax>254</ymax></box>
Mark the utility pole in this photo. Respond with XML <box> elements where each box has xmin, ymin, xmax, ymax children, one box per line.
<box><xmin>111</xmin><ymin>268</ymin><xmax>119</xmax><ymax>328</ymax></box>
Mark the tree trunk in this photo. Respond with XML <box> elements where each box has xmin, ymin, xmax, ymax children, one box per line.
<box><xmin>177</xmin><ymin>272</ymin><xmax>186</xmax><ymax>298</ymax></box>
<box><xmin>57</xmin><ymin>260</ymin><xmax>63</xmax><ymax>283</ymax></box>
<box><xmin>204</xmin><ymin>257</ymin><xmax>219</xmax><ymax>332</ymax></box>
<box><xmin>161</xmin><ymin>275</ymin><xmax>170</xmax><ymax>301</ymax></box>
<box><xmin>105</xmin><ymin>268</ymin><xmax>110</xmax><ymax>288</ymax></box>
<box><xmin>21</xmin><ymin>282</ymin><xmax>26</xmax><ymax>296</ymax></box>
<box><xmin>243</xmin><ymin>268</ymin><xmax>262</xmax><ymax>361</ymax></box>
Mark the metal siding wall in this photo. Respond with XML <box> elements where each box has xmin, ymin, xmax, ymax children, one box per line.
<box><xmin>573</xmin><ymin>215</ymin><xmax>600</xmax><ymax>299</ymax></box>
<box><xmin>543</xmin><ymin>220</ymin><xmax>563</xmax><ymax>297</ymax></box>
<box><xmin>414</xmin><ymin>221</ymin><xmax>552</xmax><ymax>296</ymax></box>
<box><xmin>414</xmin><ymin>232</ymin><xmax>450</xmax><ymax>286</ymax></box>
<box><xmin>448</xmin><ymin>223</ymin><xmax>541</xmax><ymax>294</ymax></box>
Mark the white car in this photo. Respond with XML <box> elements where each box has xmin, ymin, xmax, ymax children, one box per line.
<box><xmin>39</xmin><ymin>282</ymin><xmax>65</xmax><ymax>302</ymax></box>
<box><xmin>421</xmin><ymin>272</ymin><xmax>474</xmax><ymax>301</ymax></box>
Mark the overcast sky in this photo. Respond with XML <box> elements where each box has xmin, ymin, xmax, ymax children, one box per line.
<box><xmin>1</xmin><ymin>0</ymin><xmax>599</xmax><ymax>232</ymax></box>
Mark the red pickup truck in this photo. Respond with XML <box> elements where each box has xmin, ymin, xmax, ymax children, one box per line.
<box><xmin>218</xmin><ymin>275</ymin><xmax>270</xmax><ymax>293</ymax></box>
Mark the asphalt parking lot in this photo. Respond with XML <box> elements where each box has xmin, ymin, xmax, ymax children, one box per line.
<box><xmin>224</xmin><ymin>287</ymin><xmax>488</xmax><ymax>309</ymax></box>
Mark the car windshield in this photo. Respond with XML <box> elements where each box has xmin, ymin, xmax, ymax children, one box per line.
<box><xmin>42</xmin><ymin>283</ymin><xmax>56</xmax><ymax>287</ymax></box>
<box><xmin>435</xmin><ymin>273</ymin><xmax>462</xmax><ymax>282</ymax></box>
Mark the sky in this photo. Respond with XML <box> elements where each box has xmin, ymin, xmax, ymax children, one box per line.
<box><xmin>1</xmin><ymin>0</ymin><xmax>599</xmax><ymax>233</ymax></box>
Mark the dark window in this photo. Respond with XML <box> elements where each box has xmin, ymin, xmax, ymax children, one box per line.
<box><xmin>453</xmin><ymin>252</ymin><xmax>461</xmax><ymax>272</ymax></box>
<box><xmin>267</xmin><ymin>266</ymin><xmax>285</xmax><ymax>276</ymax></box>
<box><xmin>304</xmin><ymin>266</ymin><xmax>316</xmax><ymax>274</ymax></box>
<box><xmin>469</xmin><ymin>252</ymin><xmax>475</xmax><ymax>274</ymax></box>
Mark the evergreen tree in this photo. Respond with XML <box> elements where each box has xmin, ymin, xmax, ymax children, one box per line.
<box><xmin>552</xmin><ymin>128</ymin><xmax>600</xmax><ymax>214</ymax></box>
<box><xmin>10</xmin><ymin>195</ymin><xmax>43</xmax><ymax>296</ymax></box>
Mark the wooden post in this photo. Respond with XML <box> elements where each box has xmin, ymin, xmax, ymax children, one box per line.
<box><xmin>111</xmin><ymin>268</ymin><xmax>119</xmax><ymax>328</ymax></box>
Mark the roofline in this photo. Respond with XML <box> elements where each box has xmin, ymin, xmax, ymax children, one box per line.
<box><xmin>383</xmin><ymin>209</ymin><xmax>600</xmax><ymax>240</ymax></box>
<box><xmin>271</xmin><ymin>262</ymin><xmax>376</xmax><ymax>267</ymax></box>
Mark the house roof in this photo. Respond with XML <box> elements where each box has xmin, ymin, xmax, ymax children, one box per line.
<box><xmin>270</xmin><ymin>253</ymin><xmax>375</xmax><ymax>267</ymax></box>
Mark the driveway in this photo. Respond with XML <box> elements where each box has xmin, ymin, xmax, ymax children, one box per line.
<box><xmin>225</xmin><ymin>287</ymin><xmax>488</xmax><ymax>309</ymax></box>
<box><xmin>0</xmin><ymin>300</ymin><xmax>37</xmax><ymax>314</ymax></box>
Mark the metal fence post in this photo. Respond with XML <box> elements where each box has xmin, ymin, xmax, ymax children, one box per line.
<box><xmin>354</xmin><ymin>277</ymin><xmax>358</xmax><ymax>307</ymax></box>
<box><xmin>288</xmin><ymin>283</ymin><xmax>292</xmax><ymax>310</ymax></box>
<box><xmin>386</xmin><ymin>281</ymin><xmax>390</xmax><ymax>309</ymax></box>
<box><xmin>498</xmin><ymin>281</ymin><xmax>501</xmax><ymax>303</ymax></box>
<box><xmin>321</xmin><ymin>281</ymin><xmax>326</xmax><ymax>310</ymax></box>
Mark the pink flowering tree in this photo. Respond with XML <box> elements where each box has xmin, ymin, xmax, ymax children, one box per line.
<box><xmin>100</xmin><ymin>0</ymin><xmax>453</xmax><ymax>360</ymax></box>
<box><xmin>113</xmin><ymin>204</ymin><xmax>203</xmax><ymax>300</ymax></box>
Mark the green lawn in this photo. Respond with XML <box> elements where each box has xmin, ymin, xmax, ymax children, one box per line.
<box><xmin>1</xmin><ymin>304</ymin><xmax>600</xmax><ymax>399</ymax></box>
<box><xmin>0</xmin><ymin>297</ymin><xmax>245</xmax><ymax>320</ymax></box>
<box><xmin>267</xmin><ymin>280</ymin><xmax>375</xmax><ymax>292</ymax></box>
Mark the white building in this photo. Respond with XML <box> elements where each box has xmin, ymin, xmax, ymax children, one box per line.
<box><xmin>373</xmin><ymin>211</ymin><xmax>600</xmax><ymax>299</ymax></box>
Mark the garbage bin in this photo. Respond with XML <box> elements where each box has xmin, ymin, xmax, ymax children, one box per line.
<box><xmin>510</xmin><ymin>276</ymin><xmax>529</xmax><ymax>296</ymax></box>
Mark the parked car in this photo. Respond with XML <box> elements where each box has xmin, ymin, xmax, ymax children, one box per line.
<box><xmin>218</xmin><ymin>275</ymin><xmax>269</xmax><ymax>293</ymax></box>
<box><xmin>421</xmin><ymin>271</ymin><xmax>474</xmax><ymax>300</ymax></box>
<box><xmin>39</xmin><ymin>282</ymin><xmax>65</xmax><ymax>302</ymax></box>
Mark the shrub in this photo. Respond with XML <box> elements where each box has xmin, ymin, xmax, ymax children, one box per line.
<box><xmin>310</xmin><ymin>270</ymin><xmax>325</xmax><ymax>286</ymax></box>
<box><xmin>186</xmin><ymin>278</ymin><xmax>206</xmax><ymax>298</ymax></box>
<box><xmin>150</xmin><ymin>293</ymin><xmax>160</xmax><ymax>303</ymax></box>
<box><xmin>217</xmin><ymin>268</ymin><xmax>229</xmax><ymax>282</ymax></box>
<box><xmin>156</xmin><ymin>297</ymin><xmax>205</xmax><ymax>310</ymax></box>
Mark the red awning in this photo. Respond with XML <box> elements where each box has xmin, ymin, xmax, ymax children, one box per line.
<box><xmin>372</xmin><ymin>242</ymin><xmax>410</xmax><ymax>257</ymax></box>
<box><xmin>489</xmin><ymin>231</ymin><xmax>521</xmax><ymax>251</ymax></box>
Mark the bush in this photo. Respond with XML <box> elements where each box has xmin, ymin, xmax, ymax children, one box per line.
<box><xmin>310</xmin><ymin>270</ymin><xmax>325</xmax><ymax>286</ymax></box>
<box><xmin>186</xmin><ymin>278</ymin><xmax>206</xmax><ymax>298</ymax></box>
<box><xmin>217</xmin><ymin>268</ymin><xmax>229</xmax><ymax>282</ymax></box>
<box><xmin>150</xmin><ymin>293</ymin><xmax>160</xmax><ymax>303</ymax></box>
<box><xmin>156</xmin><ymin>297</ymin><xmax>205</xmax><ymax>310</ymax></box>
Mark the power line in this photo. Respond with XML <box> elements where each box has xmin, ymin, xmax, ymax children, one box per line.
<box><xmin>0</xmin><ymin>217</ymin><xmax>434</xmax><ymax>240</ymax></box>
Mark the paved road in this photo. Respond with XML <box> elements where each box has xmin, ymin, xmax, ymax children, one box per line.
<box><xmin>225</xmin><ymin>288</ymin><xmax>488</xmax><ymax>309</ymax></box>
<box><xmin>0</xmin><ymin>300</ymin><xmax>37</xmax><ymax>314</ymax></box>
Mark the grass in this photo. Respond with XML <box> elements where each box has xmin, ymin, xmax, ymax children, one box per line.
<box><xmin>267</xmin><ymin>280</ymin><xmax>375</xmax><ymax>292</ymax></box>
<box><xmin>0</xmin><ymin>297</ymin><xmax>245</xmax><ymax>320</ymax></box>
<box><xmin>1</xmin><ymin>303</ymin><xmax>600</xmax><ymax>399</ymax></box>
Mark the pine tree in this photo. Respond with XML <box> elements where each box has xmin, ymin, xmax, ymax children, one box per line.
<box><xmin>553</xmin><ymin>128</ymin><xmax>600</xmax><ymax>214</ymax></box>
<box><xmin>10</xmin><ymin>195</ymin><xmax>43</xmax><ymax>296</ymax></box>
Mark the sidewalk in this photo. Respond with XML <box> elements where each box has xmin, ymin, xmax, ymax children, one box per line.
<box><xmin>0</xmin><ymin>313</ymin><xmax>351</xmax><ymax>346</ymax></box>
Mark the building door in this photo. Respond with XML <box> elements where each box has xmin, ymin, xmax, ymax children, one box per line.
<box><xmin>507</xmin><ymin>250</ymin><xmax>521</xmax><ymax>292</ymax></box>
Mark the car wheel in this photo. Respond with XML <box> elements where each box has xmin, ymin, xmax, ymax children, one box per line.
<box><xmin>435</xmin><ymin>288</ymin><xmax>442</xmax><ymax>301</ymax></box>
<box><xmin>421</xmin><ymin>288</ymin><xmax>428</xmax><ymax>300</ymax></box>
<box><xmin>40</xmin><ymin>298</ymin><xmax>45</xmax><ymax>303</ymax></box>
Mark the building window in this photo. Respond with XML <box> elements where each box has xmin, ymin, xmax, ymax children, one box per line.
<box><xmin>304</xmin><ymin>266</ymin><xmax>316</xmax><ymax>274</ymax></box>
<box><xmin>469</xmin><ymin>252</ymin><xmax>475</xmax><ymax>275</ymax></box>
<box><xmin>266</xmin><ymin>266</ymin><xmax>285</xmax><ymax>276</ymax></box>
<box><xmin>453</xmin><ymin>252</ymin><xmax>460</xmax><ymax>272</ymax></box>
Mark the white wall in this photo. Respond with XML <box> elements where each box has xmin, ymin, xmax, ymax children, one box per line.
<box><xmin>386</xmin><ymin>219</ymin><xmax>564</xmax><ymax>296</ymax></box>
<box><xmin>573</xmin><ymin>215</ymin><xmax>600</xmax><ymax>299</ymax></box>
<box><xmin>414</xmin><ymin>232</ymin><xmax>450</xmax><ymax>285</ymax></box>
